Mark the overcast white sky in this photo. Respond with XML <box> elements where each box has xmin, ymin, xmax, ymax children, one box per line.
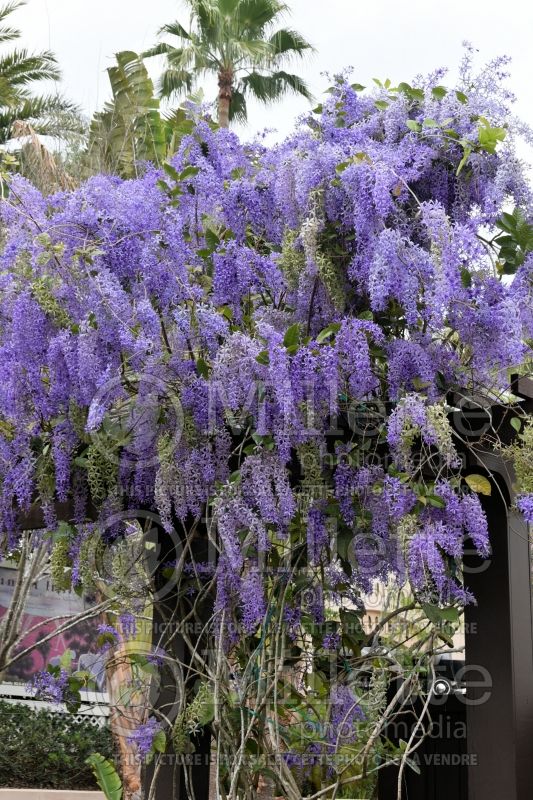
<box><xmin>12</xmin><ymin>0</ymin><xmax>533</xmax><ymax>145</ymax></box>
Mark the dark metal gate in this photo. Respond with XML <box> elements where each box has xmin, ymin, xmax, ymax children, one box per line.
<box><xmin>380</xmin><ymin>377</ymin><xmax>533</xmax><ymax>800</ymax></box>
<box><xmin>378</xmin><ymin>689</ymin><xmax>468</xmax><ymax>800</ymax></box>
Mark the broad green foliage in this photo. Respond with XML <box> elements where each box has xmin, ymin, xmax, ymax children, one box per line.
<box><xmin>86</xmin><ymin>753</ymin><xmax>123</xmax><ymax>800</ymax></box>
<box><xmin>84</xmin><ymin>51</ymin><xmax>209</xmax><ymax>179</ymax></box>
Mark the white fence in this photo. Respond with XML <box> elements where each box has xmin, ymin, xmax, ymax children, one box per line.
<box><xmin>0</xmin><ymin>681</ymin><xmax>110</xmax><ymax>726</ymax></box>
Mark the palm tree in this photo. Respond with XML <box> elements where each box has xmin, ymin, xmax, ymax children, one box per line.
<box><xmin>144</xmin><ymin>0</ymin><xmax>314</xmax><ymax>128</ymax></box>
<box><xmin>0</xmin><ymin>1</ymin><xmax>75</xmax><ymax>142</ymax></box>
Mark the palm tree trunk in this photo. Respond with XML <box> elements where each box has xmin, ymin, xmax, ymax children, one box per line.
<box><xmin>217</xmin><ymin>67</ymin><xmax>233</xmax><ymax>128</ymax></box>
<box><xmin>105</xmin><ymin>611</ymin><xmax>149</xmax><ymax>800</ymax></box>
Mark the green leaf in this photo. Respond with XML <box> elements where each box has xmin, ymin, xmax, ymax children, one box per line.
<box><xmin>86</xmin><ymin>753</ymin><xmax>123</xmax><ymax>800</ymax></box>
<box><xmin>336</xmin><ymin>530</ymin><xmax>352</xmax><ymax>561</ymax></box>
<box><xmin>255</xmin><ymin>350</ymin><xmax>270</xmax><ymax>365</ymax></box>
<box><xmin>397</xmin><ymin>81</ymin><xmax>412</xmax><ymax>94</ymax></box>
<box><xmin>427</xmin><ymin>495</ymin><xmax>446</xmax><ymax>509</ymax></box>
<box><xmin>460</xmin><ymin>267</ymin><xmax>472</xmax><ymax>288</ymax></box>
<box><xmin>219</xmin><ymin>305</ymin><xmax>233</xmax><ymax>321</ymax></box>
<box><xmin>350</xmin><ymin>83</ymin><xmax>366</xmax><ymax>92</ymax></box>
<box><xmin>478</xmin><ymin>122</ymin><xmax>506</xmax><ymax>154</ymax></box>
<box><xmin>455</xmin><ymin>90</ymin><xmax>468</xmax><ymax>104</ymax></box>
<box><xmin>456</xmin><ymin>142</ymin><xmax>472</xmax><ymax>175</ymax></box>
<box><xmin>421</xmin><ymin>603</ymin><xmax>442</xmax><ymax>626</ymax></box>
<box><xmin>152</xmin><ymin>730</ymin><xmax>167</xmax><ymax>754</ymax></box>
<box><xmin>306</xmin><ymin>671</ymin><xmax>326</xmax><ymax>694</ymax></box>
<box><xmin>431</xmin><ymin>86</ymin><xmax>448</xmax><ymax>101</ymax></box>
<box><xmin>163</xmin><ymin>163</ymin><xmax>180</xmax><ymax>181</ymax></box>
<box><xmin>421</xmin><ymin>603</ymin><xmax>459</xmax><ymax>628</ymax></box>
<box><xmin>497</xmin><ymin>211</ymin><xmax>518</xmax><ymax>232</ymax></box>
<box><xmin>179</xmin><ymin>165</ymin><xmax>200</xmax><ymax>181</ymax></box>
<box><xmin>283</xmin><ymin>323</ymin><xmax>301</xmax><ymax>349</ymax></box>
<box><xmin>374</xmin><ymin>100</ymin><xmax>389</xmax><ymax>111</ymax></box>
<box><xmin>398</xmin><ymin>83</ymin><xmax>424</xmax><ymax>102</ymax></box>
<box><xmin>198</xmin><ymin>696</ymin><xmax>215</xmax><ymax>726</ymax></box>
<box><xmin>511</xmin><ymin>417</ymin><xmax>522</xmax><ymax>433</ymax></box>
<box><xmin>59</xmin><ymin>649</ymin><xmax>75</xmax><ymax>670</ymax></box>
<box><xmin>205</xmin><ymin>228</ymin><xmax>221</xmax><ymax>251</ymax></box>
<box><xmin>422</xmin><ymin>118</ymin><xmax>439</xmax><ymax>128</ymax></box>
<box><xmin>335</xmin><ymin>160</ymin><xmax>351</xmax><ymax>174</ymax></box>
<box><xmin>339</xmin><ymin>608</ymin><xmax>365</xmax><ymax>639</ymax></box>
<box><xmin>316</xmin><ymin>323</ymin><xmax>341</xmax><ymax>343</ymax></box>
<box><xmin>406</xmin><ymin>119</ymin><xmax>421</xmax><ymax>132</ymax></box>
<box><xmin>440</xmin><ymin>607</ymin><xmax>460</xmax><ymax>623</ymax></box>
<box><xmin>196</xmin><ymin>357</ymin><xmax>210</xmax><ymax>378</ymax></box>
<box><xmin>465</xmin><ymin>474</ymin><xmax>492</xmax><ymax>496</ymax></box>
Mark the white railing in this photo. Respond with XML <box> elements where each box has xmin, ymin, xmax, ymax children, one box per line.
<box><xmin>0</xmin><ymin>681</ymin><xmax>110</xmax><ymax>726</ymax></box>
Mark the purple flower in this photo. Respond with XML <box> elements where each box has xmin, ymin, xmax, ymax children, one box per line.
<box><xmin>322</xmin><ymin>631</ymin><xmax>341</xmax><ymax>650</ymax></box>
<box><xmin>147</xmin><ymin>647</ymin><xmax>166</xmax><ymax>667</ymax></box>
<box><xmin>119</xmin><ymin>612</ymin><xmax>137</xmax><ymax>640</ymax></box>
<box><xmin>307</xmin><ymin>503</ymin><xmax>329</xmax><ymax>565</ymax></box>
<box><xmin>28</xmin><ymin>669</ymin><xmax>69</xmax><ymax>704</ymax></box>
<box><xmin>128</xmin><ymin>717</ymin><xmax>163</xmax><ymax>759</ymax></box>
<box><xmin>0</xmin><ymin>58</ymin><xmax>529</xmax><ymax>668</ymax></box>
<box><xmin>283</xmin><ymin>604</ymin><xmax>301</xmax><ymax>641</ymax></box>
<box><xmin>96</xmin><ymin>623</ymin><xmax>120</xmax><ymax>652</ymax></box>
<box><xmin>517</xmin><ymin>494</ymin><xmax>533</xmax><ymax>524</ymax></box>
<box><xmin>240</xmin><ymin>567</ymin><xmax>266</xmax><ymax>634</ymax></box>
<box><xmin>461</xmin><ymin>493</ymin><xmax>490</xmax><ymax>556</ymax></box>
<box><xmin>328</xmin><ymin>684</ymin><xmax>365</xmax><ymax>746</ymax></box>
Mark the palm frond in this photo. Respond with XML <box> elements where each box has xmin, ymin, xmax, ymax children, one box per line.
<box><xmin>141</xmin><ymin>41</ymin><xmax>174</xmax><ymax>59</ymax></box>
<box><xmin>231</xmin><ymin>37</ymin><xmax>273</xmax><ymax>63</ymax></box>
<box><xmin>0</xmin><ymin>1</ymin><xmax>73</xmax><ymax>143</ymax></box>
<box><xmin>158</xmin><ymin>67</ymin><xmax>194</xmax><ymax>99</ymax></box>
<box><xmin>157</xmin><ymin>20</ymin><xmax>191</xmax><ymax>40</ymax></box>
<box><xmin>0</xmin><ymin>49</ymin><xmax>60</xmax><ymax>84</ymax></box>
<box><xmin>241</xmin><ymin>69</ymin><xmax>313</xmax><ymax>102</ymax></box>
<box><xmin>268</xmin><ymin>28</ymin><xmax>314</xmax><ymax>59</ymax></box>
<box><xmin>0</xmin><ymin>0</ymin><xmax>24</xmax><ymax>25</ymax></box>
<box><xmin>29</xmin><ymin>106</ymin><xmax>86</xmax><ymax>138</ymax></box>
<box><xmin>0</xmin><ymin>24</ymin><xmax>20</xmax><ymax>44</ymax></box>
<box><xmin>4</xmin><ymin>93</ymin><xmax>75</xmax><ymax>119</ymax></box>
<box><xmin>0</xmin><ymin>74</ymin><xmax>16</xmax><ymax>105</ymax></box>
<box><xmin>235</xmin><ymin>0</ymin><xmax>289</xmax><ymax>33</ymax></box>
<box><xmin>85</xmin><ymin>51</ymin><xmax>174</xmax><ymax>178</ymax></box>
<box><xmin>194</xmin><ymin>0</ymin><xmax>221</xmax><ymax>40</ymax></box>
<box><xmin>0</xmin><ymin>94</ymin><xmax>75</xmax><ymax>141</ymax></box>
<box><xmin>217</xmin><ymin>0</ymin><xmax>241</xmax><ymax>15</ymax></box>
<box><xmin>228</xmin><ymin>86</ymin><xmax>248</xmax><ymax>122</ymax></box>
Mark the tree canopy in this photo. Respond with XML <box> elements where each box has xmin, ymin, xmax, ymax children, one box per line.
<box><xmin>143</xmin><ymin>0</ymin><xmax>314</xmax><ymax>126</ymax></box>
<box><xmin>2</xmin><ymin>52</ymin><xmax>533</xmax><ymax>797</ymax></box>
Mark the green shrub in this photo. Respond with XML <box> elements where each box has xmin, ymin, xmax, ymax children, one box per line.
<box><xmin>0</xmin><ymin>700</ymin><xmax>114</xmax><ymax>789</ymax></box>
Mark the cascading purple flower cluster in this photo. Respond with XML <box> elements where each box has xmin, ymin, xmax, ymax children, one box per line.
<box><xmin>128</xmin><ymin>717</ymin><xmax>163</xmax><ymax>759</ymax></box>
<box><xmin>28</xmin><ymin>668</ymin><xmax>69</xmax><ymax>704</ymax></box>
<box><xmin>517</xmin><ymin>495</ymin><xmax>533</xmax><ymax>524</ymax></box>
<box><xmin>0</xmin><ymin>53</ymin><xmax>531</xmax><ymax>658</ymax></box>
